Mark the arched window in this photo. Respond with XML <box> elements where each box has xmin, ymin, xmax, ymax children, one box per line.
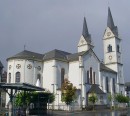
<box><xmin>117</xmin><ymin>45</ymin><xmax>120</xmax><ymax>52</ymax></box>
<box><xmin>37</xmin><ymin>74</ymin><xmax>41</xmax><ymax>81</ymax></box>
<box><xmin>113</xmin><ymin>78</ymin><xmax>115</xmax><ymax>93</ymax></box>
<box><xmin>93</xmin><ymin>72</ymin><xmax>95</xmax><ymax>84</ymax></box>
<box><xmin>9</xmin><ymin>73</ymin><xmax>11</xmax><ymax>83</ymax></box>
<box><xmin>90</xmin><ymin>67</ymin><xmax>92</xmax><ymax>84</ymax></box>
<box><xmin>61</xmin><ymin>68</ymin><xmax>65</xmax><ymax>85</ymax></box>
<box><xmin>15</xmin><ymin>72</ymin><xmax>20</xmax><ymax>83</ymax></box>
<box><xmin>36</xmin><ymin>74</ymin><xmax>41</xmax><ymax>87</ymax></box>
<box><xmin>106</xmin><ymin>77</ymin><xmax>109</xmax><ymax>93</ymax></box>
<box><xmin>87</xmin><ymin>71</ymin><xmax>89</xmax><ymax>84</ymax></box>
<box><xmin>108</xmin><ymin>44</ymin><xmax>112</xmax><ymax>52</ymax></box>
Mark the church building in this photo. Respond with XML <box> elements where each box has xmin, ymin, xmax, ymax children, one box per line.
<box><xmin>6</xmin><ymin>8</ymin><xmax>125</xmax><ymax>110</ymax></box>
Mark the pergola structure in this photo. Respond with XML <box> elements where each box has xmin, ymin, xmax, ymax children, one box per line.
<box><xmin>0</xmin><ymin>82</ymin><xmax>45</xmax><ymax>116</ymax></box>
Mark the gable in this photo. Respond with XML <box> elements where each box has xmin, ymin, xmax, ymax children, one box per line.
<box><xmin>77</xmin><ymin>36</ymin><xmax>87</xmax><ymax>47</ymax></box>
<box><xmin>82</xmin><ymin>49</ymin><xmax>100</xmax><ymax>63</ymax></box>
<box><xmin>103</xmin><ymin>27</ymin><xmax>115</xmax><ymax>39</ymax></box>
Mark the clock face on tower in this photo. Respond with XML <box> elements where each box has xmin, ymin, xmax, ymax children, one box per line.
<box><xmin>109</xmin><ymin>55</ymin><xmax>112</xmax><ymax>60</ymax></box>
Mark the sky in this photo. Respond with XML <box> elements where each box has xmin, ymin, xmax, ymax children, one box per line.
<box><xmin>0</xmin><ymin>0</ymin><xmax>130</xmax><ymax>82</ymax></box>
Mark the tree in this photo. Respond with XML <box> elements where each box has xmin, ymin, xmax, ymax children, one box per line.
<box><xmin>15</xmin><ymin>91</ymin><xmax>55</xmax><ymax>108</ymax></box>
<box><xmin>108</xmin><ymin>93</ymin><xmax>115</xmax><ymax>110</ymax></box>
<box><xmin>61</xmin><ymin>78</ymin><xmax>77</xmax><ymax>107</ymax></box>
<box><xmin>115</xmin><ymin>94</ymin><xmax>129</xmax><ymax>103</ymax></box>
<box><xmin>15</xmin><ymin>91</ymin><xmax>31</xmax><ymax>107</ymax></box>
<box><xmin>88</xmin><ymin>92</ymin><xmax>98</xmax><ymax>110</ymax></box>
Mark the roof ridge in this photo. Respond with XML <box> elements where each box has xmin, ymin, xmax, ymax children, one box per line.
<box><xmin>23</xmin><ymin>50</ymin><xmax>43</xmax><ymax>55</ymax></box>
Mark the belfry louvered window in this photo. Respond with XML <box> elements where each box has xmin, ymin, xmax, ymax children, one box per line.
<box><xmin>108</xmin><ymin>44</ymin><xmax>112</xmax><ymax>52</ymax></box>
<box><xmin>117</xmin><ymin>45</ymin><xmax>120</xmax><ymax>52</ymax></box>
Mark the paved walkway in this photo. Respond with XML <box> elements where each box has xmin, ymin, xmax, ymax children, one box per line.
<box><xmin>49</xmin><ymin>109</ymin><xmax>128</xmax><ymax>116</ymax></box>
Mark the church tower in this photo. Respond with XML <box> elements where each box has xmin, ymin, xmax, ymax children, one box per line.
<box><xmin>103</xmin><ymin>7</ymin><xmax>124</xmax><ymax>93</ymax></box>
<box><xmin>78</xmin><ymin>17</ymin><xmax>94</xmax><ymax>52</ymax></box>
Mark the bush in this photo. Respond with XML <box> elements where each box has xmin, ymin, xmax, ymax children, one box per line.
<box><xmin>115</xmin><ymin>94</ymin><xmax>129</xmax><ymax>103</ymax></box>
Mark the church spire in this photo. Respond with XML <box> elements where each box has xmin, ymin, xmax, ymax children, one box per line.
<box><xmin>107</xmin><ymin>7</ymin><xmax>115</xmax><ymax>29</ymax></box>
<box><xmin>78</xmin><ymin>17</ymin><xmax>93</xmax><ymax>52</ymax></box>
<box><xmin>82</xmin><ymin>17</ymin><xmax>89</xmax><ymax>38</ymax></box>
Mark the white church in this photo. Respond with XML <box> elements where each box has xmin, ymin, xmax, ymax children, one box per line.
<box><xmin>6</xmin><ymin>8</ymin><xmax>125</xmax><ymax>110</ymax></box>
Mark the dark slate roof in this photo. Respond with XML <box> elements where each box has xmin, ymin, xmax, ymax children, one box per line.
<box><xmin>107</xmin><ymin>7</ymin><xmax>115</xmax><ymax>29</ymax></box>
<box><xmin>82</xmin><ymin>17</ymin><xmax>91</xmax><ymax>43</ymax></box>
<box><xmin>6</xmin><ymin>48</ymin><xmax>100</xmax><ymax>63</ymax></box>
<box><xmin>0</xmin><ymin>61</ymin><xmax>3</xmax><ymax>68</ymax></box>
<box><xmin>67</xmin><ymin>49</ymin><xmax>100</xmax><ymax>62</ymax></box>
<box><xmin>100</xmin><ymin>63</ymin><xmax>117</xmax><ymax>74</ymax></box>
<box><xmin>107</xmin><ymin>7</ymin><xmax>118</xmax><ymax>36</ymax></box>
<box><xmin>43</xmin><ymin>49</ymin><xmax>71</xmax><ymax>61</ymax></box>
<box><xmin>125</xmin><ymin>82</ymin><xmax>130</xmax><ymax>86</ymax></box>
<box><xmin>87</xmin><ymin>84</ymin><xmax>105</xmax><ymax>94</ymax></box>
<box><xmin>0</xmin><ymin>82</ymin><xmax>45</xmax><ymax>91</ymax></box>
<box><xmin>67</xmin><ymin>51</ymin><xmax>86</xmax><ymax>61</ymax></box>
<box><xmin>7</xmin><ymin>50</ymin><xmax>43</xmax><ymax>61</ymax></box>
<box><xmin>67</xmin><ymin>53</ymin><xmax>79</xmax><ymax>61</ymax></box>
<box><xmin>125</xmin><ymin>82</ymin><xmax>130</xmax><ymax>91</ymax></box>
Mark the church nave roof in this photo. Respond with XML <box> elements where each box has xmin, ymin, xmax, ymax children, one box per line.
<box><xmin>7</xmin><ymin>50</ymin><xmax>43</xmax><ymax>61</ymax></box>
<box><xmin>43</xmin><ymin>49</ymin><xmax>71</xmax><ymax>61</ymax></box>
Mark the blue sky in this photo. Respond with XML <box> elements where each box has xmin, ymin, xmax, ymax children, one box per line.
<box><xmin>0</xmin><ymin>0</ymin><xmax>130</xmax><ymax>81</ymax></box>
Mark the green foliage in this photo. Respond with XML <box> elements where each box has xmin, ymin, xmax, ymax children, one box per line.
<box><xmin>108</xmin><ymin>93</ymin><xmax>115</xmax><ymax>110</ymax></box>
<box><xmin>88</xmin><ymin>92</ymin><xmax>98</xmax><ymax>104</ymax></box>
<box><xmin>108</xmin><ymin>93</ymin><xmax>113</xmax><ymax>102</ymax></box>
<box><xmin>61</xmin><ymin>78</ymin><xmax>77</xmax><ymax>105</ymax></box>
<box><xmin>15</xmin><ymin>91</ymin><xmax>31</xmax><ymax>107</ymax></box>
<box><xmin>88</xmin><ymin>92</ymin><xmax>98</xmax><ymax>110</ymax></box>
<box><xmin>115</xmin><ymin>94</ymin><xmax>129</xmax><ymax>103</ymax></box>
<box><xmin>15</xmin><ymin>91</ymin><xmax>55</xmax><ymax>107</ymax></box>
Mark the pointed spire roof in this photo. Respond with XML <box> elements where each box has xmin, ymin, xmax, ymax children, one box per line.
<box><xmin>82</xmin><ymin>17</ymin><xmax>89</xmax><ymax>38</ymax></box>
<box><xmin>107</xmin><ymin>7</ymin><xmax>115</xmax><ymax>29</ymax></box>
<box><xmin>0</xmin><ymin>61</ymin><xmax>3</xmax><ymax>68</ymax></box>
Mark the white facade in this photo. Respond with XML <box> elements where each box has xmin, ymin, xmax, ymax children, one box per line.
<box><xmin>6</xmin><ymin>8</ymin><xmax>125</xmax><ymax>110</ymax></box>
